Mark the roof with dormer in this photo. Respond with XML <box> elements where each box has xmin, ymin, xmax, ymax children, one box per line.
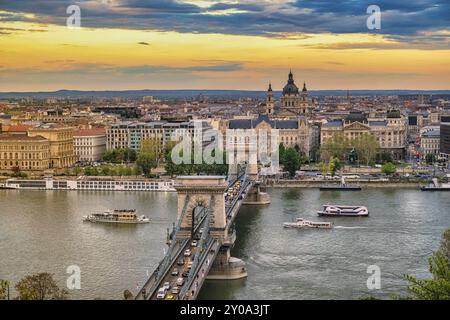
<box><xmin>229</xmin><ymin>114</ymin><xmax>301</xmax><ymax>129</ymax></box>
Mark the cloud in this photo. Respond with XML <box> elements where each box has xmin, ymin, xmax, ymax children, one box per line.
<box><xmin>0</xmin><ymin>0</ymin><xmax>448</xmax><ymax>48</ymax></box>
<box><xmin>0</xmin><ymin>62</ymin><xmax>244</xmax><ymax>76</ymax></box>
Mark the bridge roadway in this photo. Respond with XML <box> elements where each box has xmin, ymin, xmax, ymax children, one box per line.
<box><xmin>134</xmin><ymin>173</ymin><xmax>253</xmax><ymax>300</ymax></box>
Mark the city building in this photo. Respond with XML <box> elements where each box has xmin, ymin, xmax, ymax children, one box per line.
<box><xmin>28</xmin><ymin>124</ymin><xmax>75</xmax><ymax>169</ymax></box>
<box><xmin>321</xmin><ymin>110</ymin><xmax>407</xmax><ymax>160</ymax></box>
<box><xmin>0</xmin><ymin>134</ymin><xmax>50</xmax><ymax>171</ymax></box>
<box><xmin>73</xmin><ymin>128</ymin><xmax>107</xmax><ymax>163</ymax></box>
<box><xmin>279</xmin><ymin>71</ymin><xmax>313</xmax><ymax>116</ymax></box>
<box><xmin>226</xmin><ymin>114</ymin><xmax>318</xmax><ymax>158</ymax></box>
<box><xmin>268</xmin><ymin>71</ymin><xmax>314</xmax><ymax>117</ymax></box>
<box><xmin>106</xmin><ymin>121</ymin><xmax>211</xmax><ymax>151</ymax></box>
<box><xmin>440</xmin><ymin>116</ymin><xmax>450</xmax><ymax>162</ymax></box>
<box><xmin>420</xmin><ymin>128</ymin><xmax>440</xmax><ymax>159</ymax></box>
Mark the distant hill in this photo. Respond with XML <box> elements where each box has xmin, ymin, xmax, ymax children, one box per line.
<box><xmin>1</xmin><ymin>89</ymin><xmax>449</xmax><ymax>100</ymax></box>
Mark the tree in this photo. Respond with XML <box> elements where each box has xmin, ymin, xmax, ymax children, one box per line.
<box><xmin>403</xmin><ymin>251</ymin><xmax>450</xmax><ymax>300</ymax></box>
<box><xmin>320</xmin><ymin>134</ymin><xmax>349</xmax><ymax>162</ymax></box>
<box><xmin>381</xmin><ymin>162</ymin><xmax>397</xmax><ymax>175</ymax></box>
<box><xmin>84</xmin><ymin>166</ymin><xmax>98</xmax><ymax>176</ymax></box>
<box><xmin>353</xmin><ymin>133</ymin><xmax>380</xmax><ymax>166</ymax></box>
<box><xmin>15</xmin><ymin>273</ymin><xmax>68</xmax><ymax>300</ymax></box>
<box><xmin>329</xmin><ymin>157</ymin><xmax>342</xmax><ymax>177</ymax></box>
<box><xmin>279</xmin><ymin>143</ymin><xmax>286</xmax><ymax>165</ymax></box>
<box><xmin>282</xmin><ymin>147</ymin><xmax>302</xmax><ymax>177</ymax></box>
<box><xmin>380</xmin><ymin>152</ymin><xmax>393</xmax><ymax>164</ymax></box>
<box><xmin>136</xmin><ymin>152</ymin><xmax>157</xmax><ymax>175</ymax></box>
<box><xmin>402</xmin><ymin>228</ymin><xmax>450</xmax><ymax>300</ymax></box>
<box><xmin>141</xmin><ymin>139</ymin><xmax>163</xmax><ymax>166</ymax></box>
<box><xmin>318</xmin><ymin>162</ymin><xmax>329</xmax><ymax>176</ymax></box>
<box><xmin>0</xmin><ymin>279</ymin><xmax>9</xmax><ymax>300</ymax></box>
<box><xmin>100</xmin><ymin>165</ymin><xmax>110</xmax><ymax>176</ymax></box>
<box><xmin>102</xmin><ymin>148</ymin><xmax>137</xmax><ymax>164</ymax></box>
<box><xmin>440</xmin><ymin>229</ymin><xmax>450</xmax><ymax>262</ymax></box>
<box><xmin>425</xmin><ymin>153</ymin><xmax>436</xmax><ymax>165</ymax></box>
<box><xmin>73</xmin><ymin>166</ymin><xmax>82</xmax><ymax>176</ymax></box>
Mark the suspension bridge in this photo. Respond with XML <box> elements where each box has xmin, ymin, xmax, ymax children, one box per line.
<box><xmin>133</xmin><ymin>163</ymin><xmax>269</xmax><ymax>300</ymax></box>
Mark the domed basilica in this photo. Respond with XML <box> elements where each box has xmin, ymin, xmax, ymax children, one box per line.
<box><xmin>266</xmin><ymin>70</ymin><xmax>313</xmax><ymax>117</ymax></box>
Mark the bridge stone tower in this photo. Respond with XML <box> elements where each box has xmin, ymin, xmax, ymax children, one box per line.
<box><xmin>174</xmin><ymin>176</ymin><xmax>229</xmax><ymax>241</ymax></box>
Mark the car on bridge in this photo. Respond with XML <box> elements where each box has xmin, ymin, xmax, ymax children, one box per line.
<box><xmin>184</xmin><ymin>249</ymin><xmax>191</xmax><ymax>257</ymax></box>
<box><xmin>156</xmin><ymin>288</ymin><xmax>166</xmax><ymax>300</ymax></box>
<box><xmin>176</xmin><ymin>277</ymin><xmax>184</xmax><ymax>286</ymax></box>
<box><xmin>171</xmin><ymin>268</ymin><xmax>179</xmax><ymax>276</ymax></box>
<box><xmin>191</xmin><ymin>240</ymin><xmax>198</xmax><ymax>247</ymax></box>
<box><xmin>163</xmin><ymin>282</ymin><xmax>171</xmax><ymax>291</ymax></box>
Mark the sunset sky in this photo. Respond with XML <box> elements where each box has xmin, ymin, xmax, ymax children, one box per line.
<box><xmin>0</xmin><ymin>0</ymin><xmax>449</xmax><ymax>91</ymax></box>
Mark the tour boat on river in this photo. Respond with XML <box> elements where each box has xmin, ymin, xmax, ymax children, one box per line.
<box><xmin>83</xmin><ymin>209</ymin><xmax>150</xmax><ymax>224</ymax></box>
<box><xmin>283</xmin><ymin>218</ymin><xmax>333</xmax><ymax>229</ymax></box>
<box><xmin>317</xmin><ymin>205</ymin><xmax>369</xmax><ymax>217</ymax></box>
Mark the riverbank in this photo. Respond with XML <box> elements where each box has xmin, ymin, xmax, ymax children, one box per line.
<box><xmin>266</xmin><ymin>179</ymin><xmax>421</xmax><ymax>188</ymax></box>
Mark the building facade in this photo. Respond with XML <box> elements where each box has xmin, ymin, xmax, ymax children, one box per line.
<box><xmin>420</xmin><ymin>128</ymin><xmax>440</xmax><ymax>159</ymax></box>
<box><xmin>226</xmin><ymin>114</ymin><xmax>317</xmax><ymax>159</ymax></box>
<box><xmin>74</xmin><ymin>128</ymin><xmax>106</xmax><ymax>162</ymax></box>
<box><xmin>440</xmin><ymin>116</ymin><xmax>450</xmax><ymax>162</ymax></box>
<box><xmin>321</xmin><ymin>110</ymin><xmax>407</xmax><ymax>160</ymax></box>
<box><xmin>106</xmin><ymin>121</ymin><xmax>210</xmax><ymax>151</ymax></box>
<box><xmin>28</xmin><ymin>124</ymin><xmax>75</xmax><ymax>169</ymax></box>
<box><xmin>0</xmin><ymin>134</ymin><xmax>50</xmax><ymax>171</ymax></box>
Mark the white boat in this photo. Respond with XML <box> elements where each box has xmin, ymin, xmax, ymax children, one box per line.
<box><xmin>317</xmin><ymin>205</ymin><xmax>369</xmax><ymax>217</ymax></box>
<box><xmin>83</xmin><ymin>209</ymin><xmax>150</xmax><ymax>224</ymax></box>
<box><xmin>0</xmin><ymin>178</ymin><xmax>175</xmax><ymax>192</ymax></box>
<box><xmin>420</xmin><ymin>178</ymin><xmax>450</xmax><ymax>191</ymax></box>
<box><xmin>283</xmin><ymin>218</ymin><xmax>333</xmax><ymax>229</ymax></box>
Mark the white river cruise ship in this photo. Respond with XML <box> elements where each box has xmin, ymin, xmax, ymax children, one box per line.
<box><xmin>1</xmin><ymin>177</ymin><xmax>175</xmax><ymax>192</ymax></box>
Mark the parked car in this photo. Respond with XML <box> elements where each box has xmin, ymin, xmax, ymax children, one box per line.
<box><xmin>177</xmin><ymin>259</ymin><xmax>184</xmax><ymax>266</ymax></box>
<box><xmin>184</xmin><ymin>249</ymin><xmax>191</xmax><ymax>257</ymax></box>
<box><xmin>165</xmin><ymin>294</ymin><xmax>175</xmax><ymax>300</ymax></box>
<box><xmin>171</xmin><ymin>268</ymin><xmax>179</xmax><ymax>276</ymax></box>
<box><xmin>182</xmin><ymin>271</ymin><xmax>189</xmax><ymax>278</ymax></box>
<box><xmin>171</xmin><ymin>287</ymin><xmax>180</xmax><ymax>294</ymax></box>
<box><xmin>191</xmin><ymin>240</ymin><xmax>198</xmax><ymax>247</ymax></box>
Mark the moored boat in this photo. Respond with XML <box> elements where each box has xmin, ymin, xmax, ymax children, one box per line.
<box><xmin>283</xmin><ymin>218</ymin><xmax>333</xmax><ymax>229</ymax></box>
<box><xmin>420</xmin><ymin>178</ymin><xmax>450</xmax><ymax>191</ymax></box>
<box><xmin>320</xmin><ymin>176</ymin><xmax>361</xmax><ymax>191</ymax></box>
<box><xmin>83</xmin><ymin>209</ymin><xmax>150</xmax><ymax>224</ymax></box>
<box><xmin>317</xmin><ymin>205</ymin><xmax>369</xmax><ymax>217</ymax></box>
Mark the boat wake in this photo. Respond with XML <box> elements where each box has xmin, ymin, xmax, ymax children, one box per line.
<box><xmin>334</xmin><ymin>226</ymin><xmax>368</xmax><ymax>230</ymax></box>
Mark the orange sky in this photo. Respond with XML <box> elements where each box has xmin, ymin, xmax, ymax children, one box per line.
<box><xmin>0</xmin><ymin>20</ymin><xmax>449</xmax><ymax>91</ymax></box>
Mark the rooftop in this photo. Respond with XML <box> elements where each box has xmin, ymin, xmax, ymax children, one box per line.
<box><xmin>0</xmin><ymin>133</ymin><xmax>47</xmax><ymax>141</ymax></box>
<box><xmin>74</xmin><ymin>128</ymin><xmax>106</xmax><ymax>137</ymax></box>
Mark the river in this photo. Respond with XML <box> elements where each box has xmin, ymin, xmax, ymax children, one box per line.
<box><xmin>0</xmin><ymin>188</ymin><xmax>448</xmax><ymax>300</ymax></box>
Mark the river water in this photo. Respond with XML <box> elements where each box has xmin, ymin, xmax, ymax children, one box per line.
<box><xmin>0</xmin><ymin>188</ymin><xmax>448</xmax><ymax>300</ymax></box>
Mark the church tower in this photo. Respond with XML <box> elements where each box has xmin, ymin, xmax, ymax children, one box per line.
<box><xmin>266</xmin><ymin>82</ymin><xmax>274</xmax><ymax>115</ymax></box>
<box><xmin>299</xmin><ymin>82</ymin><xmax>310</xmax><ymax>114</ymax></box>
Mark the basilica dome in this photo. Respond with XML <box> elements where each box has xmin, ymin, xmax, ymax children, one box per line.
<box><xmin>282</xmin><ymin>71</ymin><xmax>299</xmax><ymax>96</ymax></box>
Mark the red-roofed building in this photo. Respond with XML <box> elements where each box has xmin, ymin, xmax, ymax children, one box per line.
<box><xmin>3</xmin><ymin>124</ymin><xmax>33</xmax><ymax>135</ymax></box>
<box><xmin>73</xmin><ymin>128</ymin><xmax>106</xmax><ymax>162</ymax></box>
